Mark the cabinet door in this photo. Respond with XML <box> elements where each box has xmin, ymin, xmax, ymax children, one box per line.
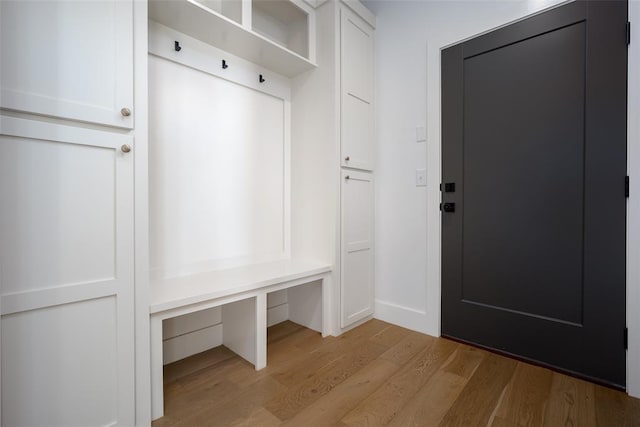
<box><xmin>341</xmin><ymin>170</ymin><xmax>374</xmax><ymax>328</ymax></box>
<box><xmin>0</xmin><ymin>117</ymin><xmax>135</xmax><ymax>426</ymax></box>
<box><xmin>0</xmin><ymin>0</ymin><xmax>133</xmax><ymax>129</ymax></box>
<box><xmin>340</xmin><ymin>7</ymin><xmax>374</xmax><ymax>171</ymax></box>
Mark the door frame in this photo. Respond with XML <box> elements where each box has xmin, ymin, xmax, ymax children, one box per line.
<box><xmin>425</xmin><ymin>0</ymin><xmax>640</xmax><ymax>397</ymax></box>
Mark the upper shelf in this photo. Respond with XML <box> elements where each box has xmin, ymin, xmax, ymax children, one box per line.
<box><xmin>148</xmin><ymin>0</ymin><xmax>317</xmax><ymax>78</ymax></box>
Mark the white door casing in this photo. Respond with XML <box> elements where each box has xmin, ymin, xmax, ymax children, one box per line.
<box><xmin>0</xmin><ymin>0</ymin><xmax>134</xmax><ymax>129</ymax></box>
<box><xmin>0</xmin><ymin>116</ymin><xmax>135</xmax><ymax>426</ymax></box>
<box><xmin>341</xmin><ymin>169</ymin><xmax>374</xmax><ymax>328</ymax></box>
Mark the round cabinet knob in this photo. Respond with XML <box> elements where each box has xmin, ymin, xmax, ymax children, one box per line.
<box><xmin>121</xmin><ymin>107</ymin><xmax>132</xmax><ymax>117</ymax></box>
<box><xmin>345</xmin><ymin>156</ymin><xmax>350</xmax><ymax>161</ymax></box>
<box><xmin>121</xmin><ymin>144</ymin><xmax>132</xmax><ymax>153</ymax></box>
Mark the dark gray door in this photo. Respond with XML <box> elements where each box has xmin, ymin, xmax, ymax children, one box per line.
<box><xmin>441</xmin><ymin>0</ymin><xmax>627</xmax><ymax>388</ymax></box>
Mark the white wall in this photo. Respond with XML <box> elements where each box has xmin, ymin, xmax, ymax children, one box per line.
<box><xmin>368</xmin><ymin>0</ymin><xmax>640</xmax><ymax>397</ymax></box>
<box><xmin>367</xmin><ymin>0</ymin><xmax>565</xmax><ymax>334</ymax></box>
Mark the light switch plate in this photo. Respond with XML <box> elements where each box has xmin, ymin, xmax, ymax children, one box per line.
<box><xmin>416</xmin><ymin>169</ymin><xmax>427</xmax><ymax>186</ymax></box>
<box><xmin>416</xmin><ymin>126</ymin><xmax>426</xmax><ymax>142</ymax></box>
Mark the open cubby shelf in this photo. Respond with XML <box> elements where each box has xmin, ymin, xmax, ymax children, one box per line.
<box><xmin>148</xmin><ymin>0</ymin><xmax>316</xmax><ymax>77</ymax></box>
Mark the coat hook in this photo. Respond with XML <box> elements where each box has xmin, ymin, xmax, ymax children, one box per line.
<box><xmin>222</xmin><ymin>59</ymin><xmax>228</xmax><ymax>69</ymax></box>
<box><xmin>174</xmin><ymin>41</ymin><xmax>182</xmax><ymax>52</ymax></box>
<box><xmin>259</xmin><ymin>74</ymin><xmax>266</xmax><ymax>83</ymax></box>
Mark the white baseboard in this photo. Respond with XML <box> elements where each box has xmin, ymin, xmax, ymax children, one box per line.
<box><xmin>162</xmin><ymin>323</ymin><xmax>223</xmax><ymax>365</ymax></box>
<box><xmin>374</xmin><ymin>299</ymin><xmax>435</xmax><ymax>336</ymax></box>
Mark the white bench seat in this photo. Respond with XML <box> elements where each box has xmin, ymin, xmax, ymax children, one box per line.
<box><xmin>149</xmin><ymin>259</ymin><xmax>332</xmax><ymax>420</ymax></box>
<box><xmin>150</xmin><ymin>259</ymin><xmax>332</xmax><ymax>314</ymax></box>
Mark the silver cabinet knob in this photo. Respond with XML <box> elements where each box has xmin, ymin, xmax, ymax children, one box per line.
<box><xmin>345</xmin><ymin>156</ymin><xmax>350</xmax><ymax>161</ymax></box>
<box><xmin>121</xmin><ymin>107</ymin><xmax>131</xmax><ymax>117</ymax></box>
<box><xmin>121</xmin><ymin>144</ymin><xmax>132</xmax><ymax>153</ymax></box>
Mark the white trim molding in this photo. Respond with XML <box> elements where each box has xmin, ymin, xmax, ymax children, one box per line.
<box><xmin>374</xmin><ymin>300</ymin><xmax>430</xmax><ymax>335</ymax></box>
<box><xmin>626</xmin><ymin>0</ymin><xmax>640</xmax><ymax>399</ymax></box>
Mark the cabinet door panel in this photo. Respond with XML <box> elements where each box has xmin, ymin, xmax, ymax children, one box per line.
<box><xmin>0</xmin><ymin>1</ymin><xmax>133</xmax><ymax>128</ymax></box>
<box><xmin>0</xmin><ymin>137</ymin><xmax>116</xmax><ymax>294</ymax></box>
<box><xmin>342</xmin><ymin>93</ymin><xmax>374</xmax><ymax>170</ymax></box>
<box><xmin>341</xmin><ymin>170</ymin><xmax>374</xmax><ymax>328</ymax></box>
<box><xmin>341</xmin><ymin>7</ymin><xmax>374</xmax><ymax>171</ymax></box>
<box><xmin>2</xmin><ymin>297</ymin><xmax>119</xmax><ymax>427</ymax></box>
<box><xmin>341</xmin><ymin>9</ymin><xmax>373</xmax><ymax>103</ymax></box>
<box><xmin>0</xmin><ymin>117</ymin><xmax>135</xmax><ymax>426</ymax></box>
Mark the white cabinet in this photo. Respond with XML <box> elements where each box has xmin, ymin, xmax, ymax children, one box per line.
<box><xmin>0</xmin><ymin>117</ymin><xmax>135</xmax><ymax>426</ymax></box>
<box><xmin>341</xmin><ymin>7</ymin><xmax>374</xmax><ymax>171</ymax></box>
<box><xmin>0</xmin><ymin>0</ymin><xmax>134</xmax><ymax>129</ymax></box>
<box><xmin>291</xmin><ymin>0</ymin><xmax>375</xmax><ymax>333</ymax></box>
<box><xmin>341</xmin><ymin>170</ymin><xmax>374</xmax><ymax>327</ymax></box>
<box><xmin>0</xmin><ymin>0</ymin><xmax>139</xmax><ymax>423</ymax></box>
<box><xmin>339</xmin><ymin>5</ymin><xmax>375</xmax><ymax>328</ymax></box>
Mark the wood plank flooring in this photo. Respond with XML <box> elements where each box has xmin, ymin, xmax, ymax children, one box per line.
<box><xmin>153</xmin><ymin>319</ymin><xmax>640</xmax><ymax>426</ymax></box>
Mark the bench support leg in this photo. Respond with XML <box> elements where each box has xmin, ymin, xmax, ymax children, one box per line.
<box><xmin>322</xmin><ymin>274</ymin><xmax>331</xmax><ymax>337</ymax></box>
<box><xmin>222</xmin><ymin>297</ymin><xmax>260</xmax><ymax>368</ymax></box>
<box><xmin>256</xmin><ymin>293</ymin><xmax>267</xmax><ymax>370</ymax></box>
<box><xmin>288</xmin><ymin>278</ymin><xmax>325</xmax><ymax>335</ymax></box>
<box><xmin>150</xmin><ymin>315</ymin><xmax>164</xmax><ymax>421</ymax></box>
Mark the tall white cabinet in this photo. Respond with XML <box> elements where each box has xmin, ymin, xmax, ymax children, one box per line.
<box><xmin>0</xmin><ymin>1</ymin><xmax>141</xmax><ymax>425</ymax></box>
<box><xmin>292</xmin><ymin>0</ymin><xmax>375</xmax><ymax>332</ymax></box>
<box><xmin>340</xmin><ymin>6</ymin><xmax>375</xmax><ymax>327</ymax></box>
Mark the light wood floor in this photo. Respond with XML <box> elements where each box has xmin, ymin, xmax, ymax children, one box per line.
<box><xmin>153</xmin><ymin>319</ymin><xmax>640</xmax><ymax>426</ymax></box>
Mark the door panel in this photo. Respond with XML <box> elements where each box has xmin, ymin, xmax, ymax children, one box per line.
<box><xmin>341</xmin><ymin>8</ymin><xmax>374</xmax><ymax>171</ymax></box>
<box><xmin>0</xmin><ymin>136</ymin><xmax>116</xmax><ymax>294</ymax></box>
<box><xmin>462</xmin><ymin>22</ymin><xmax>586</xmax><ymax>324</ymax></box>
<box><xmin>2</xmin><ymin>297</ymin><xmax>119</xmax><ymax>427</ymax></box>
<box><xmin>441</xmin><ymin>0</ymin><xmax>627</xmax><ymax>387</ymax></box>
<box><xmin>341</xmin><ymin>170</ymin><xmax>374</xmax><ymax>327</ymax></box>
<box><xmin>343</xmin><ymin>249</ymin><xmax>373</xmax><ymax>323</ymax></box>
<box><xmin>341</xmin><ymin>9</ymin><xmax>373</xmax><ymax>103</ymax></box>
<box><xmin>0</xmin><ymin>117</ymin><xmax>135</xmax><ymax>425</ymax></box>
<box><xmin>0</xmin><ymin>0</ymin><xmax>133</xmax><ymax>129</ymax></box>
<box><xmin>342</xmin><ymin>93</ymin><xmax>374</xmax><ymax>173</ymax></box>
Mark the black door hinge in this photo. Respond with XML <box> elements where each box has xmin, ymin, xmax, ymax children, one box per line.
<box><xmin>626</xmin><ymin>176</ymin><xmax>630</xmax><ymax>198</ymax></box>
<box><xmin>627</xmin><ymin>22</ymin><xmax>631</xmax><ymax>46</ymax></box>
<box><xmin>624</xmin><ymin>327</ymin><xmax>628</xmax><ymax>350</ymax></box>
